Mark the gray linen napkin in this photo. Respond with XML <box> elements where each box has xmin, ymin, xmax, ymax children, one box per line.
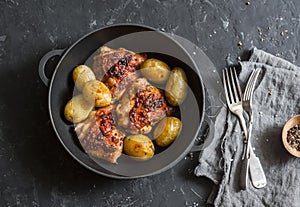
<box><xmin>195</xmin><ymin>47</ymin><xmax>300</xmax><ymax>206</ymax></box>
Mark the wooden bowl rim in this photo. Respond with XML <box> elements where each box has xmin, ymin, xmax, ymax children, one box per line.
<box><xmin>282</xmin><ymin>114</ymin><xmax>300</xmax><ymax>158</ymax></box>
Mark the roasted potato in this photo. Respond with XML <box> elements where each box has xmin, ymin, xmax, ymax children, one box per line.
<box><xmin>82</xmin><ymin>80</ymin><xmax>112</xmax><ymax>107</ymax></box>
<box><xmin>123</xmin><ymin>134</ymin><xmax>155</xmax><ymax>160</ymax></box>
<box><xmin>153</xmin><ymin>117</ymin><xmax>182</xmax><ymax>147</ymax></box>
<box><xmin>165</xmin><ymin>67</ymin><xmax>188</xmax><ymax>106</ymax></box>
<box><xmin>73</xmin><ymin>65</ymin><xmax>96</xmax><ymax>91</ymax></box>
<box><xmin>141</xmin><ymin>58</ymin><xmax>171</xmax><ymax>84</ymax></box>
<box><xmin>64</xmin><ymin>94</ymin><xmax>94</xmax><ymax>123</ymax></box>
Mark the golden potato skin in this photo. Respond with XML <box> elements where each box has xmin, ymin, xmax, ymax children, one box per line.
<box><xmin>64</xmin><ymin>94</ymin><xmax>94</xmax><ymax>123</ymax></box>
<box><xmin>141</xmin><ymin>58</ymin><xmax>171</xmax><ymax>84</ymax></box>
<box><xmin>82</xmin><ymin>80</ymin><xmax>112</xmax><ymax>107</ymax></box>
<box><xmin>165</xmin><ymin>67</ymin><xmax>188</xmax><ymax>106</ymax></box>
<box><xmin>73</xmin><ymin>65</ymin><xmax>96</xmax><ymax>91</ymax></box>
<box><xmin>154</xmin><ymin>117</ymin><xmax>182</xmax><ymax>147</ymax></box>
<box><xmin>123</xmin><ymin>134</ymin><xmax>155</xmax><ymax>160</ymax></box>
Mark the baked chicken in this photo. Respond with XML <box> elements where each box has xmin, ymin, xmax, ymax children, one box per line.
<box><xmin>75</xmin><ymin>106</ymin><xmax>125</xmax><ymax>163</ymax></box>
<box><xmin>93</xmin><ymin>46</ymin><xmax>146</xmax><ymax>101</ymax></box>
<box><xmin>116</xmin><ymin>78</ymin><xmax>172</xmax><ymax>134</ymax></box>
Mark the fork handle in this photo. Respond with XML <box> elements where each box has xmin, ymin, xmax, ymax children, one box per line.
<box><xmin>237</xmin><ymin>114</ymin><xmax>248</xmax><ymax>142</ymax></box>
<box><xmin>240</xmin><ymin>142</ymin><xmax>249</xmax><ymax>190</ymax></box>
<box><xmin>237</xmin><ymin>114</ymin><xmax>249</xmax><ymax>190</ymax></box>
<box><xmin>248</xmin><ymin>151</ymin><xmax>267</xmax><ymax>188</ymax></box>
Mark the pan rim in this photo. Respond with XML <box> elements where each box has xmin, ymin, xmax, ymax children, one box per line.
<box><xmin>47</xmin><ymin>23</ymin><xmax>205</xmax><ymax>179</ymax></box>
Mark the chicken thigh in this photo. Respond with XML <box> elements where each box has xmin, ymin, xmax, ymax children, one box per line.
<box><xmin>116</xmin><ymin>78</ymin><xmax>172</xmax><ymax>134</ymax></box>
<box><xmin>93</xmin><ymin>46</ymin><xmax>146</xmax><ymax>101</ymax></box>
<box><xmin>75</xmin><ymin>106</ymin><xmax>125</xmax><ymax>163</ymax></box>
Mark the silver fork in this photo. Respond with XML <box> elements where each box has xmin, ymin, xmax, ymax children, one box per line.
<box><xmin>242</xmin><ymin>68</ymin><xmax>267</xmax><ymax>189</ymax></box>
<box><xmin>223</xmin><ymin>67</ymin><xmax>249</xmax><ymax>190</ymax></box>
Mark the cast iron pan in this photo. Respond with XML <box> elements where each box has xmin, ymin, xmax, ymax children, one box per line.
<box><xmin>38</xmin><ymin>24</ymin><xmax>205</xmax><ymax>179</ymax></box>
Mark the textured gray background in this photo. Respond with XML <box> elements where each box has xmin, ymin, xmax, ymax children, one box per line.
<box><xmin>0</xmin><ymin>0</ymin><xmax>299</xmax><ymax>206</ymax></box>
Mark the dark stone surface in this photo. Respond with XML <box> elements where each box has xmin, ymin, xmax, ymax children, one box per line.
<box><xmin>0</xmin><ymin>0</ymin><xmax>299</xmax><ymax>206</ymax></box>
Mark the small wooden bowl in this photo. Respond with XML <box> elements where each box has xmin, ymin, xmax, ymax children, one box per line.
<box><xmin>282</xmin><ymin>114</ymin><xmax>300</xmax><ymax>158</ymax></box>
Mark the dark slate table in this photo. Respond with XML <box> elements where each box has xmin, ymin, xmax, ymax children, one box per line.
<box><xmin>1</xmin><ymin>0</ymin><xmax>299</xmax><ymax>206</ymax></box>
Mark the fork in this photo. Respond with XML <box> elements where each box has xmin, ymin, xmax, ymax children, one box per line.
<box><xmin>242</xmin><ymin>68</ymin><xmax>267</xmax><ymax>189</ymax></box>
<box><xmin>223</xmin><ymin>67</ymin><xmax>249</xmax><ymax>189</ymax></box>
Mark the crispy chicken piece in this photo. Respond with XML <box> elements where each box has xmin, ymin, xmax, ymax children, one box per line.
<box><xmin>75</xmin><ymin>106</ymin><xmax>125</xmax><ymax>163</ymax></box>
<box><xmin>116</xmin><ymin>78</ymin><xmax>172</xmax><ymax>134</ymax></box>
<box><xmin>93</xmin><ymin>46</ymin><xmax>146</xmax><ymax>101</ymax></box>
<box><xmin>93</xmin><ymin>46</ymin><xmax>133</xmax><ymax>78</ymax></box>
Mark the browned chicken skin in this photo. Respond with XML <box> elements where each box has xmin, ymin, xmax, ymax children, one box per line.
<box><xmin>116</xmin><ymin>78</ymin><xmax>172</xmax><ymax>134</ymax></box>
<box><xmin>93</xmin><ymin>46</ymin><xmax>146</xmax><ymax>101</ymax></box>
<box><xmin>75</xmin><ymin>106</ymin><xmax>125</xmax><ymax>163</ymax></box>
<box><xmin>93</xmin><ymin>47</ymin><xmax>133</xmax><ymax>78</ymax></box>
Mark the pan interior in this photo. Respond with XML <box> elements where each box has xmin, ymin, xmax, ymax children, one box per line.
<box><xmin>49</xmin><ymin>27</ymin><xmax>204</xmax><ymax>178</ymax></box>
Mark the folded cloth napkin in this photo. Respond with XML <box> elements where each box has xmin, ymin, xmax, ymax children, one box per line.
<box><xmin>195</xmin><ymin>47</ymin><xmax>300</xmax><ymax>206</ymax></box>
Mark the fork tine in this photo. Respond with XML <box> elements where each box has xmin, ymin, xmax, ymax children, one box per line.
<box><xmin>233</xmin><ymin>67</ymin><xmax>243</xmax><ymax>100</ymax></box>
<box><xmin>223</xmin><ymin>69</ymin><xmax>231</xmax><ymax>104</ymax></box>
<box><xmin>247</xmin><ymin>69</ymin><xmax>259</xmax><ymax>99</ymax></box>
<box><xmin>244</xmin><ymin>68</ymin><xmax>261</xmax><ymax>101</ymax></box>
<box><xmin>243</xmin><ymin>69</ymin><xmax>257</xmax><ymax>100</ymax></box>
<box><xmin>225</xmin><ymin>68</ymin><xmax>235</xmax><ymax>103</ymax></box>
<box><xmin>230</xmin><ymin>67</ymin><xmax>241</xmax><ymax>102</ymax></box>
<box><xmin>248</xmin><ymin>68</ymin><xmax>261</xmax><ymax>100</ymax></box>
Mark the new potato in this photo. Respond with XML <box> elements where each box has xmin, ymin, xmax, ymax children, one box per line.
<box><xmin>64</xmin><ymin>94</ymin><xmax>94</xmax><ymax>123</ymax></box>
<box><xmin>165</xmin><ymin>67</ymin><xmax>188</xmax><ymax>106</ymax></box>
<box><xmin>123</xmin><ymin>134</ymin><xmax>155</xmax><ymax>160</ymax></box>
<box><xmin>154</xmin><ymin>117</ymin><xmax>182</xmax><ymax>147</ymax></box>
<box><xmin>82</xmin><ymin>80</ymin><xmax>112</xmax><ymax>107</ymax></box>
<box><xmin>73</xmin><ymin>65</ymin><xmax>96</xmax><ymax>91</ymax></box>
<box><xmin>141</xmin><ymin>58</ymin><xmax>171</xmax><ymax>84</ymax></box>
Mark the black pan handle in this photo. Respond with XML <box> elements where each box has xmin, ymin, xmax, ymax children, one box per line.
<box><xmin>38</xmin><ymin>49</ymin><xmax>64</xmax><ymax>87</ymax></box>
<box><xmin>190</xmin><ymin>114</ymin><xmax>215</xmax><ymax>152</ymax></box>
